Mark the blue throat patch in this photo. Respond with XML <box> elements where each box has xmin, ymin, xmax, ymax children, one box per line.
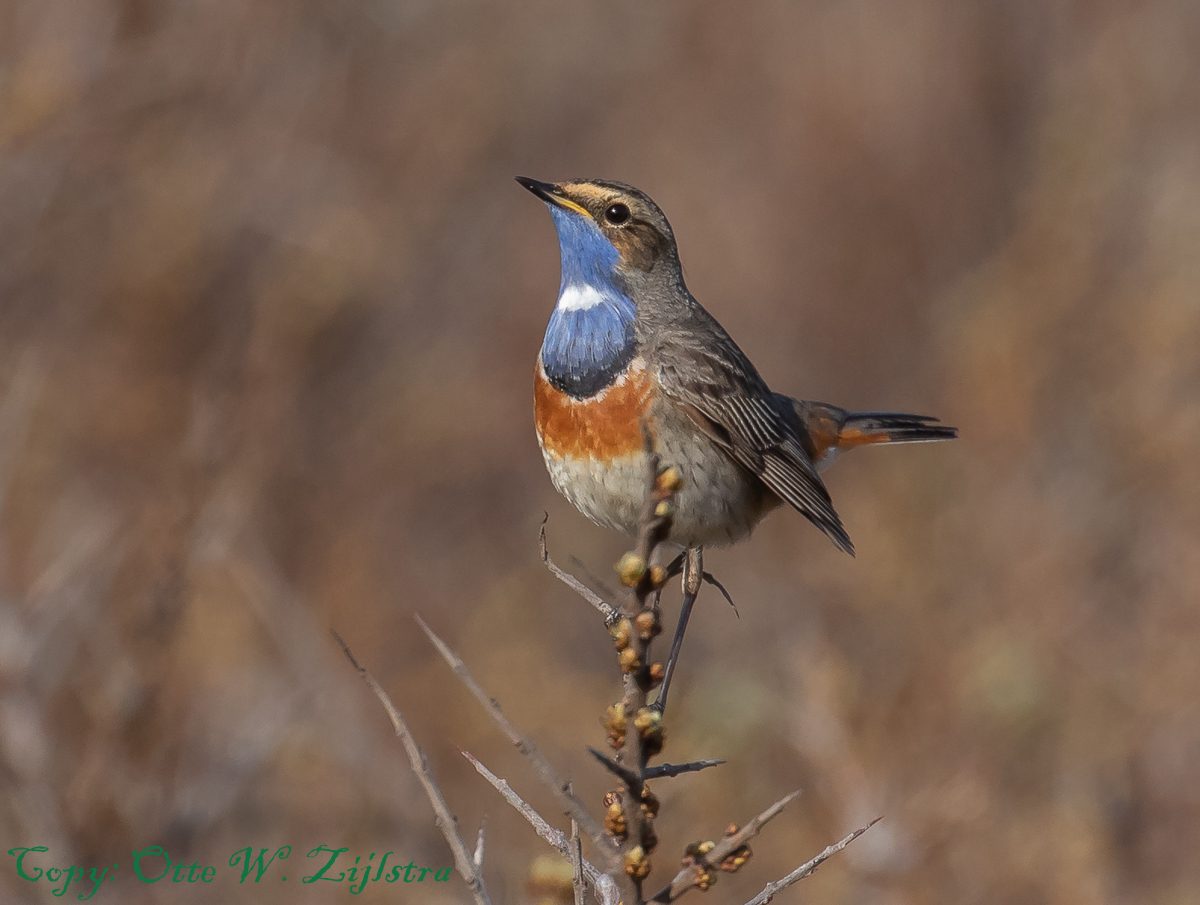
<box><xmin>540</xmin><ymin>206</ymin><xmax>637</xmax><ymax>399</ymax></box>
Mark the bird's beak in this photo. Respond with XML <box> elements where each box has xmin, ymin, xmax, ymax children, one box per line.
<box><xmin>515</xmin><ymin>176</ymin><xmax>591</xmax><ymax>218</ymax></box>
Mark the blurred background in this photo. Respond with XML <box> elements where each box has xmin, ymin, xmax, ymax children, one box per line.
<box><xmin>2</xmin><ymin>1</ymin><xmax>1198</xmax><ymax>902</ymax></box>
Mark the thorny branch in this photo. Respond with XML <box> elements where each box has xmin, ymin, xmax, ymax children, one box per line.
<box><xmin>416</xmin><ymin>615</ymin><xmax>621</xmax><ymax>872</ymax></box>
<box><xmin>553</xmin><ymin>445</ymin><xmax>876</xmax><ymax>903</ymax></box>
<box><xmin>462</xmin><ymin>750</ymin><xmax>620</xmax><ymax>905</ymax></box>
<box><xmin>344</xmin><ymin>438</ymin><xmax>876</xmax><ymax>905</ymax></box>
<box><xmin>541</xmin><ymin>517</ymin><xmax>619</xmax><ymax>624</ymax></box>
<box><xmin>742</xmin><ymin>819</ymin><xmax>882</xmax><ymax>905</ymax></box>
<box><xmin>571</xmin><ymin>812</ymin><xmax>586</xmax><ymax>905</ymax></box>
<box><xmin>601</xmin><ymin>450</ymin><xmax>680</xmax><ymax>904</ymax></box>
<box><xmin>332</xmin><ymin>632</ymin><xmax>492</xmax><ymax>905</ymax></box>
<box><xmin>644</xmin><ymin>759</ymin><xmax>725</xmax><ymax>780</ymax></box>
<box><xmin>651</xmin><ymin>791</ymin><xmax>801</xmax><ymax>902</ymax></box>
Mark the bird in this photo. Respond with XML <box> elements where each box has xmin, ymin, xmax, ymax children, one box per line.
<box><xmin>518</xmin><ymin>176</ymin><xmax>956</xmax><ymax>706</ymax></box>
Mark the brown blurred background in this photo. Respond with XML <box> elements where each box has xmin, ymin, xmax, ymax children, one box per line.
<box><xmin>2</xmin><ymin>1</ymin><xmax>1198</xmax><ymax>902</ymax></box>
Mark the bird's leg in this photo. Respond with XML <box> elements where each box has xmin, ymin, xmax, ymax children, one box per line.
<box><xmin>653</xmin><ymin>546</ymin><xmax>703</xmax><ymax>715</ymax></box>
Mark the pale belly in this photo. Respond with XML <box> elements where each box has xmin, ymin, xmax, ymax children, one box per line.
<box><xmin>534</xmin><ymin>356</ymin><xmax>778</xmax><ymax>547</ymax></box>
<box><xmin>539</xmin><ymin>442</ymin><xmax>779</xmax><ymax>548</ymax></box>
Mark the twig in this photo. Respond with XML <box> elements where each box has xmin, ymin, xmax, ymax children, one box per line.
<box><xmin>417</xmin><ymin>615</ymin><xmax>621</xmax><ymax>871</ymax></box>
<box><xmin>741</xmin><ymin>818</ymin><xmax>881</xmax><ymax>905</ymax></box>
<box><xmin>610</xmin><ymin>441</ymin><xmax>679</xmax><ymax>904</ymax></box>
<box><xmin>333</xmin><ymin>632</ymin><xmax>491</xmax><ymax>905</ymax></box>
<box><xmin>587</xmin><ymin>746</ymin><xmax>643</xmax><ymax>789</ymax></box>
<box><xmin>570</xmin><ymin>555</ymin><xmax>619</xmax><ymax>602</ymax></box>
<box><xmin>651</xmin><ymin>791</ymin><xmax>802</xmax><ymax>903</ymax></box>
<box><xmin>588</xmin><ymin>748</ymin><xmax>725</xmax><ymax>787</ymax></box>
<box><xmin>462</xmin><ymin>751</ymin><xmax>621</xmax><ymax>905</ymax></box>
<box><xmin>570</xmin><ymin>788</ymin><xmax>585</xmax><ymax>905</ymax></box>
<box><xmin>462</xmin><ymin>751</ymin><xmax>567</xmax><ymax>854</ymax></box>
<box><xmin>541</xmin><ymin>517</ymin><xmax>619</xmax><ymax>624</ymax></box>
<box><xmin>643</xmin><ymin>759</ymin><xmax>725</xmax><ymax>780</ymax></box>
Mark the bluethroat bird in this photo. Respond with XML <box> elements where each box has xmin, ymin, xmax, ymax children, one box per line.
<box><xmin>518</xmin><ymin>176</ymin><xmax>956</xmax><ymax>708</ymax></box>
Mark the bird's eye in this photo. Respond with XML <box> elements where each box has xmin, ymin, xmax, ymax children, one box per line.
<box><xmin>604</xmin><ymin>203</ymin><xmax>631</xmax><ymax>225</ymax></box>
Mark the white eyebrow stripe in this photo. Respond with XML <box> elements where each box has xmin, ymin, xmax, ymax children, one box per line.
<box><xmin>555</xmin><ymin>284</ymin><xmax>610</xmax><ymax>312</ymax></box>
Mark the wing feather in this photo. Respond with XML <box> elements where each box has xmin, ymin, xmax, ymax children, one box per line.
<box><xmin>654</xmin><ymin>338</ymin><xmax>854</xmax><ymax>555</ymax></box>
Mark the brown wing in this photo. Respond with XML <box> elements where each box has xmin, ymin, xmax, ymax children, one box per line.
<box><xmin>654</xmin><ymin>336</ymin><xmax>855</xmax><ymax>555</ymax></box>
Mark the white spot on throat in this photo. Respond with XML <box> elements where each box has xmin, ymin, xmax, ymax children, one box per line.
<box><xmin>556</xmin><ymin>283</ymin><xmax>613</xmax><ymax>312</ymax></box>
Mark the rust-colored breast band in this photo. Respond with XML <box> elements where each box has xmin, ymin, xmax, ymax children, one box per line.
<box><xmin>535</xmin><ymin>360</ymin><xmax>654</xmax><ymax>460</ymax></box>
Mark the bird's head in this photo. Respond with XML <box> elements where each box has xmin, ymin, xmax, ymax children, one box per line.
<box><xmin>516</xmin><ymin>177</ymin><xmax>678</xmax><ymax>290</ymax></box>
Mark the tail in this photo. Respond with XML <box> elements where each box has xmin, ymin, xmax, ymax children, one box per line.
<box><xmin>841</xmin><ymin>411</ymin><xmax>959</xmax><ymax>445</ymax></box>
<box><xmin>788</xmin><ymin>400</ymin><xmax>958</xmax><ymax>472</ymax></box>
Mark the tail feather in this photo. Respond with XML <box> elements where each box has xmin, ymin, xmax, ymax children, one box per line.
<box><xmin>841</xmin><ymin>411</ymin><xmax>958</xmax><ymax>445</ymax></box>
<box><xmin>787</xmin><ymin>399</ymin><xmax>957</xmax><ymax>472</ymax></box>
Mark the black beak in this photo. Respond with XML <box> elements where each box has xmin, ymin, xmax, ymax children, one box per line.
<box><xmin>515</xmin><ymin>176</ymin><xmax>558</xmax><ymax>202</ymax></box>
<box><xmin>516</xmin><ymin>176</ymin><xmax>592</xmax><ymax>219</ymax></box>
